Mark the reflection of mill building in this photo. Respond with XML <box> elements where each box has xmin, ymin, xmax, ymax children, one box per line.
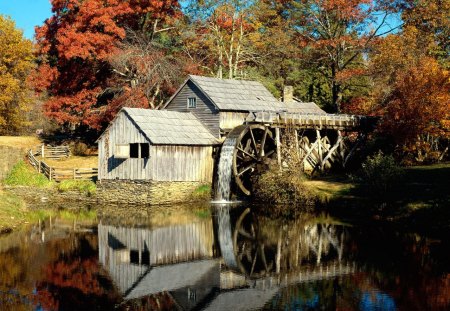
<box><xmin>98</xmin><ymin>219</ymin><xmax>220</xmax><ymax>309</ymax></box>
<box><xmin>97</xmin><ymin>75</ymin><xmax>373</xmax><ymax>203</ymax></box>
<box><xmin>98</xmin><ymin>208</ymin><xmax>361</xmax><ymax>310</ymax></box>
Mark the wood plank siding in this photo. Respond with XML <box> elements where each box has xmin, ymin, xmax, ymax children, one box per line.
<box><xmin>98</xmin><ymin>112</ymin><xmax>214</xmax><ymax>182</ymax></box>
<box><xmin>220</xmin><ymin>112</ymin><xmax>248</xmax><ymax>131</ymax></box>
<box><xmin>165</xmin><ymin>80</ymin><xmax>220</xmax><ymax>137</ymax></box>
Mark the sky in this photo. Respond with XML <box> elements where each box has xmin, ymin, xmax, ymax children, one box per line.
<box><xmin>0</xmin><ymin>0</ymin><xmax>52</xmax><ymax>39</ymax></box>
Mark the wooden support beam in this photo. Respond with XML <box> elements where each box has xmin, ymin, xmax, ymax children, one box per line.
<box><xmin>275</xmin><ymin>127</ymin><xmax>281</xmax><ymax>167</ymax></box>
<box><xmin>316</xmin><ymin>130</ymin><xmax>322</xmax><ymax>169</ymax></box>
<box><xmin>321</xmin><ymin>131</ymin><xmax>343</xmax><ymax>170</ymax></box>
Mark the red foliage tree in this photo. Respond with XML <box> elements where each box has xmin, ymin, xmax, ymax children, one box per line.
<box><xmin>34</xmin><ymin>0</ymin><xmax>181</xmax><ymax>131</ymax></box>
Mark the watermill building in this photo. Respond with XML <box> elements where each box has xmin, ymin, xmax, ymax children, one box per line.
<box><xmin>97</xmin><ymin>75</ymin><xmax>374</xmax><ymax>204</ymax></box>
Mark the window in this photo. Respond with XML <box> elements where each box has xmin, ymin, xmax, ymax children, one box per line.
<box><xmin>115</xmin><ymin>144</ymin><xmax>130</xmax><ymax>159</ymax></box>
<box><xmin>130</xmin><ymin>143</ymin><xmax>139</xmax><ymax>158</ymax></box>
<box><xmin>187</xmin><ymin>97</ymin><xmax>197</xmax><ymax>108</ymax></box>
<box><xmin>140</xmin><ymin>143</ymin><xmax>149</xmax><ymax>158</ymax></box>
<box><xmin>116</xmin><ymin>143</ymin><xmax>149</xmax><ymax>159</ymax></box>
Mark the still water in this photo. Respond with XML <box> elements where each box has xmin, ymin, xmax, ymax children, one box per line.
<box><xmin>0</xmin><ymin>204</ymin><xmax>448</xmax><ymax>311</ymax></box>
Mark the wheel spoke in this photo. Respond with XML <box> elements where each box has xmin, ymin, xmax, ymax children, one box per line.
<box><xmin>237</xmin><ymin>163</ymin><xmax>255</xmax><ymax>177</ymax></box>
<box><xmin>237</xmin><ymin>147</ymin><xmax>258</xmax><ymax>160</ymax></box>
<box><xmin>249</xmin><ymin>127</ymin><xmax>257</xmax><ymax>151</ymax></box>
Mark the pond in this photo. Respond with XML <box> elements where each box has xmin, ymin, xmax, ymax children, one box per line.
<box><xmin>0</xmin><ymin>204</ymin><xmax>448</xmax><ymax>310</ymax></box>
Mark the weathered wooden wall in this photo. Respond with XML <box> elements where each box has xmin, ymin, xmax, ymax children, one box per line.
<box><xmin>98</xmin><ymin>112</ymin><xmax>214</xmax><ymax>182</ymax></box>
<box><xmin>219</xmin><ymin>111</ymin><xmax>248</xmax><ymax>132</ymax></box>
<box><xmin>165</xmin><ymin>80</ymin><xmax>220</xmax><ymax>137</ymax></box>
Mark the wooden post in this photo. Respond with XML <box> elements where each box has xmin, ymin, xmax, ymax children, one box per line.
<box><xmin>41</xmin><ymin>144</ymin><xmax>45</xmax><ymax>158</ymax></box>
<box><xmin>316</xmin><ymin>129</ymin><xmax>322</xmax><ymax>170</ymax></box>
<box><xmin>38</xmin><ymin>161</ymin><xmax>41</xmax><ymax>173</ymax></box>
<box><xmin>49</xmin><ymin>167</ymin><xmax>52</xmax><ymax>181</ymax></box>
<box><xmin>275</xmin><ymin>127</ymin><xmax>281</xmax><ymax>167</ymax></box>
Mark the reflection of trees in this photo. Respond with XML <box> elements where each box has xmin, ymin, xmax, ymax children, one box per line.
<box><xmin>33</xmin><ymin>234</ymin><xmax>120</xmax><ymax>311</ymax></box>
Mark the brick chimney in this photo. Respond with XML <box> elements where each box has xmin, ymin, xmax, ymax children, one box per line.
<box><xmin>283</xmin><ymin>86</ymin><xmax>294</xmax><ymax>102</ymax></box>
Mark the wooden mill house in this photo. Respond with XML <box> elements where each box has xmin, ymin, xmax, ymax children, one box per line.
<box><xmin>96</xmin><ymin>108</ymin><xmax>219</xmax><ymax>204</ymax></box>
<box><xmin>96</xmin><ymin>75</ymin><xmax>367</xmax><ymax>203</ymax></box>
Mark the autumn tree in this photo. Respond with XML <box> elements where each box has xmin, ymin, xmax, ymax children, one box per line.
<box><xmin>0</xmin><ymin>15</ymin><xmax>34</xmax><ymax>134</ymax></box>
<box><xmin>184</xmin><ymin>0</ymin><xmax>261</xmax><ymax>79</ymax></box>
<box><xmin>34</xmin><ymin>0</ymin><xmax>181</xmax><ymax>131</ymax></box>
<box><xmin>285</xmin><ymin>0</ymin><xmax>403</xmax><ymax>112</ymax></box>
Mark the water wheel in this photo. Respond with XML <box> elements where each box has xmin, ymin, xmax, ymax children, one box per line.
<box><xmin>232</xmin><ymin>208</ymin><xmax>273</xmax><ymax>277</ymax></box>
<box><xmin>226</xmin><ymin>124</ymin><xmax>276</xmax><ymax>195</ymax></box>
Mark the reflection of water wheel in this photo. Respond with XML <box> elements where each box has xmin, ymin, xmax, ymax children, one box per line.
<box><xmin>232</xmin><ymin>208</ymin><xmax>273</xmax><ymax>278</ymax></box>
<box><xmin>227</xmin><ymin>124</ymin><xmax>276</xmax><ymax>195</ymax></box>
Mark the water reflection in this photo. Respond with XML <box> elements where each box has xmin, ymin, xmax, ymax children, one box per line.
<box><xmin>0</xmin><ymin>204</ymin><xmax>448</xmax><ymax>310</ymax></box>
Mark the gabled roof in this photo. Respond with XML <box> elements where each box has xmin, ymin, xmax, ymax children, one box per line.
<box><xmin>123</xmin><ymin>108</ymin><xmax>220</xmax><ymax>146</ymax></box>
<box><xmin>164</xmin><ymin>75</ymin><xmax>326</xmax><ymax>114</ymax></box>
<box><xmin>164</xmin><ymin>75</ymin><xmax>287</xmax><ymax>112</ymax></box>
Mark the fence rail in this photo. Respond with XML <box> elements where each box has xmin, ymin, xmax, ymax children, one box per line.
<box><xmin>35</xmin><ymin>144</ymin><xmax>70</xmax><ymax>159</ymax></box>
<box><xmin>27</xmin><ymin>149</ymin><xmax>97</xmax><ymax>182</ymax></box>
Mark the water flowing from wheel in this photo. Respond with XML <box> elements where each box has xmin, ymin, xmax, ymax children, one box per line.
<box><xmin>214</xmin><ymin>137</ymin><xmax>236</xmax><ymax>201</ymax></box>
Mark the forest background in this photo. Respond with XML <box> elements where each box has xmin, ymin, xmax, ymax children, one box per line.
<box><xmin>0</xmin><ymin>0</ymin><xmax>449</xmax><ymax>164</ymax></box>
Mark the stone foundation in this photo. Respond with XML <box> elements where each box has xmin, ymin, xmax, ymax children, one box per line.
<box><xmin>96</xmin><ymin>180</ymin><xmax>211</xmax><ymax>205</ymax></box>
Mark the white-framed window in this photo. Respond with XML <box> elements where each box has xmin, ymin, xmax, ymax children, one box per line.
<box><xmin>187</xmin><ymin>97</ymin><xmax>197</xmax><ymax>108</ymax></box>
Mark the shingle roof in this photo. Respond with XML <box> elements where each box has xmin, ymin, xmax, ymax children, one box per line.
<box><xmin>284</xmin><ymin>100</ymin><xmax>327</xmax><ymax>115</ymax></box>
<box><xmin>123</xmin><ymin>108</ymin><xmax>220</xmax><ymax>145</ymax></box>
<box><xmin>188</xmin><ymin>75</ymin><xmax>287</xmax><ymax>111</ymax></box>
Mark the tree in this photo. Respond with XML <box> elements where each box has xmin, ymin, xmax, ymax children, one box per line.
<box><xmin>287</xmin><ymin>0</ymin><xmax>402</xmax><ymax>112</ymax></box>
<box><xmin>380</xmin><ymin>57</ymin><xmax>450</xmax><ymax>162</ymax></box>
<box><xmin>0</xmin><ymin>15</ymin><xmax>34</xmax><ymax>134</ymax></box>
<box><xmin>184</xmin><ymin>0</ymin><xmax>260</xmax><ymax>79</ymax></box>
<box><xmin>34</xmin><ymin>0</ymin><xmax>181</xmax><ymax>131</ymax></box>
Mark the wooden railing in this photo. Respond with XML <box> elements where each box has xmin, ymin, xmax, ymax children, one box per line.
<box><xmin>35</xmin><ymin>144</ymin><xmax>70</xmax><ymax>159</ymax></box>
<box><xmin>27</xmin><ymin>149</ymin><xmax>97</xmax><ymax>182</ymax></box>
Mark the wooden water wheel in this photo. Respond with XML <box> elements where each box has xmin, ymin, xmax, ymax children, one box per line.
<box><xmin>226</xmin><ymin>124</ymin><xmax>276</xmax><ymax>195</ymax></box>
<box><xmin>232</xmin><ymin>208</ymin><xmax>273</xmax><ymax>277</ymax></box>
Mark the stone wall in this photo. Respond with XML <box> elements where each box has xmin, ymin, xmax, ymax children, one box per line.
<box><xmin>0</xmin><ymin>146</ymin><xmax>27</xmax><ymax>180</ymax></box>
<box><xmin>96</xmin><ymin>180</ymin><xmax>211</xmax><ymax>205</ymax></box>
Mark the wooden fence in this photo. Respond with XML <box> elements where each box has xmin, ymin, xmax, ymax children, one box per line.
<box><xmin>27</xmin><ymin>149</ymin><xmax>97</xmax><ymax>182</ymax></box>
<box><xmin>35</xmin><ymin>144</ymin><xmax>70</xmax><ymax>159</ymax></box>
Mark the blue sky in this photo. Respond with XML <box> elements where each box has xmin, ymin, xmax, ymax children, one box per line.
<box><xmin>0</xmin><ymin>0</ymin><xmax>52</xmax><ymax>39</ymax></box>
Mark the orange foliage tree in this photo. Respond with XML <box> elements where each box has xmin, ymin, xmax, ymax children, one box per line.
<box><xmin>380</xmin><ymin>57</ymin><xmax>450</xmax><ymax>163</ymax></box>
<box><xmin>34</xmin><ymin>0</ymin><xmax>181</xmax><ymax>131</ymax></box>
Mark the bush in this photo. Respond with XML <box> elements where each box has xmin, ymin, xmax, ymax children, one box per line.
<box><xmin>57</xmin><ymin>179</ymin><xmax>96</xmax><ymax>196</ymax></box>
<box><xmin>71</xmin><ymin>142</ymin><xmax>89</xmax><ymax>156</ymax></box>
<box><xmin>4</xmin><ymin>160</ymin><xmax>52</xmax><ymax>187</ymax></box>
<box><xmin>253</xmin><ymin>165</ymin><xmax>317</xmax><ymax>215</ymax></box>
<box><xmin>355</xmin><ymin>151</ymin><xmax>403</xmax><ymax>195</ymax></box>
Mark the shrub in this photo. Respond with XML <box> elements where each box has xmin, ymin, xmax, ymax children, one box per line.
<box><xmin>4</xmin><ymin>160</ymin><xmax>52</xmax><ymax>187</ymax></box>
<box><xmin>72</xmin><ymin>142</ymin><xmax>89</xmax><ymax>156</ymax></box>
<box><xmin>252</xmin><ymin>165</ymin><xmax>317</xmax><ymax>216</ymax></box>
<box><xmin>57</xmin><ymin>179</ymin><xmax>96</xmax><ymax>196</ymax></box>
<box><xmin>355</xmin><ymin>151</ymin><xmax>403</xmax><ymax>195</ymax></box>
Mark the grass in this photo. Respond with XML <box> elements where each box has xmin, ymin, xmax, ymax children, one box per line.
<box><xmin>0</xmin><ymin>190</ymin><xmax>55</xmax><ymax>231</ymax></box>
<box><xmin>58</xmin><ymin>209</ymin><xmax>97</xmax><ymax>221</ymax></box>
<box><xmin>0</xmin><ymin>136</ymin><xmax>42</xmax><ymax>150</ymax></box>
<box><xmin>191</xmin><ymin>184</ymin><xmax>212</xmax><ymax>201</ymax></box>
<box><xmin>43</xmin><ymin>155</ymin><xmax>98</xmax><ymax>169</ymax></box>
<box><xmin>57</xmin><ymin>179</ymin><xmax>96</xmax><ymax>195</ymax></box>
<box><xmin>3</xmin><ymin>160</ymin><xmax>53</xmax><ymax>188</ymax></box>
